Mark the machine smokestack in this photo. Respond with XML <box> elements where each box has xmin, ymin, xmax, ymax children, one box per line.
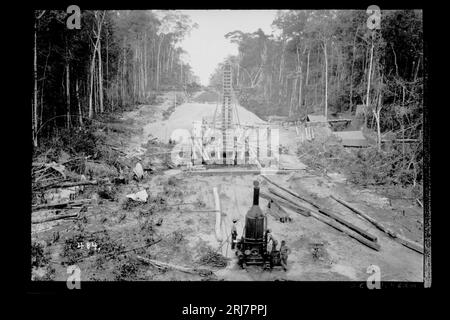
<box><xmin>253</xmin><ymin>180</ymin><xmax>260</xmax><ymax>206</ymax></box>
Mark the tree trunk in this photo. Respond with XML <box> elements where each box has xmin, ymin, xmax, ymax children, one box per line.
<box><xmin>349</xmin><ymin>28</ymin><xmax>357</xmax><ymax>113</ymax></box>
<box><xmin>33</xmin><ymin>17</ymin><xmax>38</xmax><ymax>147</ymax></box>
<box><xmin>88</xmin><ymin>11</ymin><xmax>105</xmax><ymax>119</ymax></box>
<box><xmin>366</xmin><ymin>32</ymin><xmax>375</xmax><ymax>110</ymax></box>
<box><xmin>76</xmin><ymin>79</ymin><xmax>83</xmax><ymax>126</ymax></box>
<box><xmin>156</xmin><ymin>34</ymin><xmax>165</xmax><ymax>90</ymax></box>
<box><xmin>66</xmin><ymin>61</ymin><xmax>71</xmax><ymax>129</ymax></box>
<box><xmin>88</xmin><ymin>53</ymin><xmax>95</xmax><ymax>118</ymax></box>
<box><xmin>323</xmin><ymin>41</ymin><xmax>328</xmax><ymax>119</ymax></box>
<box><xmin>97</xmin><ymin>36</ymin><xmax>103</xmax><ymax>114</ymax></box>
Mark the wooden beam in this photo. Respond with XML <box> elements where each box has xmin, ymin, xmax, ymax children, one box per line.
<box><xmin>268</xmin><ymin>186</ymin><xmax>378</xmax><ymax>243</ymax></box>
<box><xmin>263</xmin><ymin>182</ymin><xmax>380</xmax><ymax>251</ymax></box>
<box><xmin>213</xmin><ymin>187</ymin><xmax>222</xmax><ymax>242</ymax></box>
<box><xmin>330</xmin><ymin>195</ymin><xmax>423</xmax><ymax>254</ymax></box>
<box><xmin>308</xmin><ymin>210</ymin><xmax>380</xmax><ymax>251</ymax></box>
<box><xmin>318</xmin><ymin>207</ymin><xmax>377</xmax><ymax>242</ymax></box>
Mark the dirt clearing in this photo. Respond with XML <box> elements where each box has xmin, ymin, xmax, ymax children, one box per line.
<box><xmin>31</xmin><ymin>92</ymin><xmax>423</xmax><ymax>282</ymax></box>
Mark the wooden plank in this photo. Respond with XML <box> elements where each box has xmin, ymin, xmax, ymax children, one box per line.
<box><xmin>330</xmin><ymin>195</ymin><xmax>423</xmax><ymax>254</ymax></box>
<box><xmin>213</xmin><ymin>187</ymin><xmax>222</xmax><ymax>242</ymax></box>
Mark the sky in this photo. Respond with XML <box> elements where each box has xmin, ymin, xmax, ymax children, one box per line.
<box><xmin>178</xmin><ymin>10</ymin><xmax>278</xmax><ymax>86</ymax></box>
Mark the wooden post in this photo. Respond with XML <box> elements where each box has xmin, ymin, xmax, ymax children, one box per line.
<box><xmin>213</xmin><ymin>187</ymin><xmax>222</xmax><ymax>242</ymax></box>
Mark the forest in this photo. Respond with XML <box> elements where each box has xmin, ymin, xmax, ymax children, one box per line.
<box><xmin>33</xmin><ymin>10</ymin><xmax>199</xmax><ymax>148</ymax></box>
<box><xmin>209</xmin><ymin>10</ymin><xmax>423</xmax><ymax>144</ymax></box>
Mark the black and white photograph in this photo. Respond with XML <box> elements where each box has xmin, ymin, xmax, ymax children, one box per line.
<box><xmin>29</xmin><ymin>8</ymin><xmax>429</xmax><ymax>287</ymax></box>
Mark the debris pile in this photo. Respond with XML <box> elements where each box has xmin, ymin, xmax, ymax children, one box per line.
<box><xmin>197</xmin><ymin>248</ymin><xmax>229</xmax><ymax>268</ymax></box>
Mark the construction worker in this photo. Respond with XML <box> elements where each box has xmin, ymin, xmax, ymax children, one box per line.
<box><xmin>271</xmin><ymin>239</ymin><xmax>278</xmax><ymax>254</ymax></box>
<box><xmin>265</xmin><ymin>229</ymin><xmax>277</xmax><ymax>254</ymax></box>
<box><xmin>231</xmin><ymin>219</ymin><xmax>238</xmax><ymax>249</ymax></box>
<box><xmin>280</xmin><ymin>240</ymin><xmax>291</xmax><ymax>271</ymax></box>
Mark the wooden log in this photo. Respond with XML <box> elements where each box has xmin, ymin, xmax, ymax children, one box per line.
<box><xmin>318</xmin><ymin>207</ymin><xmax>377</xmax><ymax>242</ymax></box>
<box><xmin>32</xmin><ymin>199</ymin><xmax>91</xmax><ymax>210</ymax></box>
<box><xmin>32</xmin><ymin>212</ymin><xmax>79</xmax><ymax>224</ymax></box>
<box><xmin>308</xmin><ymin>210</ymin><xmax>380</xmax><ymax>251</ymax></box>
<box><xmin>40</xmin><ymin>180</ymin><xmax>98</xmax><ymax>190</ymax></box>
<box><xmin>330</xmin><ymin>195</ymin><xmax>423</xmax><ymax>254</ymax></box>
<box><xmin>267</xmin><ymin>183</ymin><xmax>377</xmax><ymax>241</ymax></box>
<box><xmin>31</xmin><ymin>209</ymin><xmax>61</xmax><ymax>216</ymax></box>
<box><xmin>268</xmin><ymin>187</ymin><xmax>314</xmax><ymax>214</ymax></box>
<box><xmin>262</xmin><ymin>190</ymin><xmax>379</xmax><ymax>251</ymax></box>
<box><xmin>136</xmin><ymin>255</ymin><xmax>213</xmax><ymax>276</ymax></box>
<box><xmin>262</xmin><ymin>175</ymin><xmax>320</xmax><ymax>209</ymax></box>
<box><xmin>184</xmin><ymin>210</ymin><xmax>220</xmax><ymax>213</ymax></box>
<box><xmin>260</xmin><ymin>191</ymin><xmax>310</xmax><ymax>217</ymax></box>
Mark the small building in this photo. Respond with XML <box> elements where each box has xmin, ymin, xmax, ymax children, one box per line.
<box><xmin>306</xmin><ymin>114</ymin><xmax>327</xmax><ymax>123</ymax></box>
<box><xmin>306</xmin><ymin>114</ymin><xmax>329</xmax><ymax>128</ymax></box>
<box><xmin>333</xmin><ymin>130</ymin><xmax>369</xmax><ymax>148</ymax></box>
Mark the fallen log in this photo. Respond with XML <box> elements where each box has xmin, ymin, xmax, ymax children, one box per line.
<box><xmin>261</xmin><ymin>175</ymin><xmax>321</xmax><ymax>209</ymax></box>
<box><xmin>32</xmin><ymin>212</ymin><xmax>79</xmax><ymax>224</ymax></box>
<box><xmin>31</xmin><ymin>209</ymin><xmax>61</xmax><ymax>216</ymax></box>
<box><xmin>184</xmin><ymin>209</ymin><xmax>220</xmax><ymax>213</ymax></box>
<box><xmin>32</xmin><ymin>199</ymin><xmax>91</xmax><ymax>211</ymax></box>
<box><xmin>308</xmin><ymin>210</ymin><xmax>380</xmax><ymax>251</ymax></box>
<box><xmin>267</xmin><ymin>185</ymin><xmax>377</xmax><ymax>242</ymax></box>
<box><xmin>268</xmin><ymin>186</ymin><xmax>317</xmax><ymax>212</ymax></box>
<box><xmin>260</xmin><ymin>191</ymin><xmax>310</xmax><ymax>217</ymax></box>
<box><xmin>39</xmin><ymin>180</ymin><xmax>98</xmax><ymax>190</ymax></box>
<box><xmin>318</xmin><ymin>207</ymin><xmax>377</xmax><ymax>242</ymax></box>
<box><xmin>330</xmin><ymin>195</ymin><xmax>423</xmax><ymax>254</ymax></box>
<box><xmin>262</xmin><ymin>190</ymin><xmax>379</xmax><ymax>251</ymax></box>
<box><xmin>136</xmin><ymin>255</ymin><xmax>213</xmax><ymax>276</ymax></box>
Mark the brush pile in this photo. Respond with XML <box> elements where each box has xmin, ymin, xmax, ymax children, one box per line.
<box><xmin>198</xmin><ymin>248</ymin><xmax>229</xmax><ymax>268</ymax></box>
